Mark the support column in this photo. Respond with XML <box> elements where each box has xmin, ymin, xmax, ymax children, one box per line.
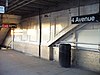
<box><xmin>12</xmin><ymin>28</ymin><xmax>14</xmax><ymax>49</ymax></box>
<box><xmin>72</xmin><ymin>32</ymin><xmax>78</xmax><ymax>66</ymax></box>
<box><xmin>0</xmin><ymin>14</ymin><xmax>3</xmax><ymax>29</ymax></box>
<box><xmin>99</xmin><ymin>0</ymin><xmax>100</xmax><ymax>14</ymax></box>
<box><xmin>49</xmin><ymin>46</ymin><xmax>54</xmax><ymax>61</ymax></box>
<box><xmin>39</xmin><ymin>9</ymin><xmax>42</xmax><ymax>58</ymax></box>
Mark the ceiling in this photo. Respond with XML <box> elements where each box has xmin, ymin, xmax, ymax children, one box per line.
<box><xmin>0</xmin><ymin>0</ymin><xmax>99</xmax><ymax>18</ymax></box>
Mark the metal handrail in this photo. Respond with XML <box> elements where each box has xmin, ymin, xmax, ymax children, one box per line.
<box><xmin>54</xmin><ymin>41</ymin><xmax>100</xmax><ymax>52</ymax></box>
<box><xmin>60</xmin><ymin>41</ymin><xmax>100</xmax><ymax>45</ymax></box>
<box><xmin>7</xmin><ymin>40</ymin><xmax>12</xmax><ymax>46</ymax></box>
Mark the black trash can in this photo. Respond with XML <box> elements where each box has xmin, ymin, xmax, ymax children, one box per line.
<box><xmin>59</xmin><ymin>44</ymin><xmax>71</xmax><ymax>68</ymax></box>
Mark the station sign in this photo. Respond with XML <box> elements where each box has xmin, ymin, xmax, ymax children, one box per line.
<box><xmin>71</xmin><ymin>13</ymin><xmax>100</xmax><ymax>24</ymax></box>
<box><xmin>0</xmin><ymin>23</ymin><xmax>17</xmax><ymax>28</ymax></box>
<box><xmin>0</xmin><ymin>6</ymin><xmax>5</xmax><ymax>13</ymax></box>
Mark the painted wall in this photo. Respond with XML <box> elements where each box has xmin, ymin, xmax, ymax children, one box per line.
<box><xmin>2</xmin><ymin>14</ymin><xmax>21</xmax><ymax>24</ymax></box>
<box><xmin>75</xmin><ymin>24</ymin><xmax>100</xmax><ymax>72</ymax></box>
<box><xmin>13</xmin><ymin>16</ymin><xmax>40</xmax><ymax>57</ymax></box>
<box><xmin>51</xmin><ymin>4</ymin><xmax>100</xmax><ymax>72</ymax></box>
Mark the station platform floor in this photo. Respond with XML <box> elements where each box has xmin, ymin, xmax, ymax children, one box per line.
<box><xmin>0</xmin><ymin>49</ymin><xmax>99</xmax><ymax>75</ymax></box>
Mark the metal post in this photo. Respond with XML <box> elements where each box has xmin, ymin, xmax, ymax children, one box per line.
<box><xmin>49</xmin><ymin>46</ymin><xmax>54</xmax><ymax>60</ymax></box>
<box><xmin>72</xmin><ymin>32</ymin><xmax>78</xmax><ymax>65</ymax></box>
<box><xmin>78</xmin><ymin>0</ymin><xmax>80</xmax><ymax>16</ymax></box>
<box><xmin>12</xmin><ymin>28</ymin><xmax>14</xmax><ymax>49</ymax></box>
<box><xmin>6</xmin><ymin>0</ymin><xmax>8</xmax><ymax>12</ymax></box>
<box><xmin>0</xmin><ymin>14</ymin><xmax>3</xmax><ymax>29</ymax></box>
<box><xmin>39</xmin><ymin>9</ymin><xmax>42</xmax><ymax>58</ymax></box>
<box><xmin>99</xmin><ymin>0</ymin><xmax>100</xmax><ymax>14</ymax></box>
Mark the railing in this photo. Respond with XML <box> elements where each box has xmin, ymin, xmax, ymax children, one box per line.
<box><xmin>54</xmin><ymin>41</ymin><xmax>100</xmax><ymax>52</ymax></box>
<box><xmin>6</xmin><ymin>40</ymin><xmax>13</xmax><ymax>49</ymax></box>
<box><xmin>8</xmin><ymin>40</ymin><xmax>13</xmax><ymax>46</ymax></box>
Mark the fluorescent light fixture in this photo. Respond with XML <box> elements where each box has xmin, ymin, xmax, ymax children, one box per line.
<box><xmin>0</xmin><ymin>6</ymin><xmax>5</xmax><ymax>13</ymax></box>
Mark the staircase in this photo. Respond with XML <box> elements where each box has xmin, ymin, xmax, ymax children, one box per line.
<box><xmin>48</xmin><ymin>23</ymin><xmax>88</xmax><ymax>46</ymax></box>
<box><xmin>0</xmin><ymin>28</ymin><xmax>10</xmax><ymax>48</ymax></box>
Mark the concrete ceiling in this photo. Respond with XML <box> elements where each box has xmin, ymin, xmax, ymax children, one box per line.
<box><xmin>0</xmin><ymin>0</ymin><xmax>99</xmax><ymax>18</ymax></box>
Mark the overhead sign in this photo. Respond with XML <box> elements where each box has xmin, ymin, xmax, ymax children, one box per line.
<box><xmin>0</xmin><ymin>23</ymin><xmax>17</xmax><ymax>28</ymax></box>
<box><xmin>0</xmin><ymin>6</ymin><xmax>5</xmax><ymax>13</ymax></box>
<box><xmin>71</xmin><ymin>13</ymin><xmax>100</xmax><ymax>24</ymax></box>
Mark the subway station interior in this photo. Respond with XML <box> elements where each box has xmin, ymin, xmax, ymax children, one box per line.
<box><xmin>0</xmin><ymin>0</ymin><xmax>100</xmax><ymax>75</ymax></box>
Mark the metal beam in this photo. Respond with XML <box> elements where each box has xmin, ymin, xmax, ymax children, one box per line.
<box><xmin>7</xmin><ymin>0</ymin><xmax>99</xmax><ymax>17</ymax></box>
<box><xmin>9</xmin><ymin>0</ymin><xmax>20</xmax><ymax>7</ymax></box>
<box><xmin>26</xmin><ymin>3</ymin><xmax>48</xmax><ymax>9</ymax></box>
<box><xmin>7</xmin><ymin>0</ymin><xmax>57</xmax><ymax>13</ymax></box>
<box><xmin>33</xmin><ymin>0</ymin><xmax>57</xmax><ymax>6</ymax></box>
<box><xmin>42</xmin><ymin>0</ymin><xmax>69</xmax><ymax>3</ymax></box>
<box><xmin>39</xmin><ymin>9</ymin><xmax>42</xmax><ymax>58</ymax></box>
<box><xmin>7</xmin><ymin>0</ymin><xmax>37</xmax><ymax>13</ymax></box>
<box><xmin>8</xmin><ymin>0</ymin><xmax>36</xmax><ymax>10</ymax></box>
<box><xmin>12</xmin><ymin>9</ymin><xmax>34</xmax><ymax>13</ymax></box>
<box><xmin>19</xmin><ymin>7</ymin><xmax>35</xmax><ymax>11</ymax></box>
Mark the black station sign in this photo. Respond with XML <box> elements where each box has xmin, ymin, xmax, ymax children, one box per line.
<box><xmin>71</xmin><ymin>13</ymin><xmax>100</xmax><ymax>24</ymax></box>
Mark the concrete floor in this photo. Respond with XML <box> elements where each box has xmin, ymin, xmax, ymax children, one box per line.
<box><xmin>0</xmin><ymin>49</ymin><xmax>99</xmax><ymax>75</ymax></box>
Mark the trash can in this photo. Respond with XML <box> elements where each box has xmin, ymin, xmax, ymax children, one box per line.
<box><xmin>59</xmin><ymin>44</ymin><xmax>71</xmax><ymax>68</ymax></box>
